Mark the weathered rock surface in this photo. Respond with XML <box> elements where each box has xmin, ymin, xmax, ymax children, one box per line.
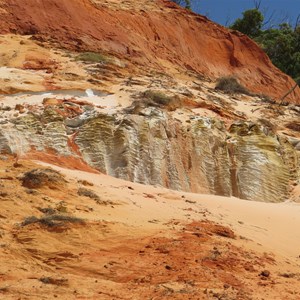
<box><xmin>0</xmin><ymin>0</ymin><xmax>299</xmax><ymax>102</ymax></box>
<box><xmin>0</xmin><ymin>1</ymin><xmax>299</xmax><ymax>203</ymax></box>
<box><xmin>1</xmin><ymin>2</ymin><xmax>300</xmax><ymax>299</ymax></box>
<box><xmin>0</xmin><ymin>104</ymin><xmax>298</xmax><ymax>202</ymax></box>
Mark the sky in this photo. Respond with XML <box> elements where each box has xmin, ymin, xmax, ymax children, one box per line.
<box><xmin>191</xmin><ymin>0</ymin><xmax>300</xmax><ymax>28</ymax></box>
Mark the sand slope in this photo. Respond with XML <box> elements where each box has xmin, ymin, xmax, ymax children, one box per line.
<box><xmin>0</xmin><ymin>157</ymin><xmax>300</xmax><ymax>299</ymax></box>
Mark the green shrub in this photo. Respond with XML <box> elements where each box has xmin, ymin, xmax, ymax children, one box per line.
<box><xmin>75</xmin><ymin>52</ymin><xmax>108</xmax><ymax>63</ymax></box>
<box><xmin>215</xmin><ymin>76</ymin><xmax>250</xmax><ymax>95</ymax></box>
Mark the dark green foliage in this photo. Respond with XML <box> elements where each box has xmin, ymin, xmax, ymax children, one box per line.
<box><xmin>255</xmin><ymin>24</ymin><xmax>300</xmax><ymax>80</ymax></box>
<box><xmin>171</xmin><ymin>0</ymin><xmax>191</xmax><ymax>9</ymax></box>
<box><xmin>230</xmin><ymin>9</ymin><xmax>264</xmax><ymax>38</ymax></box>
<box><xmin>215</xmin><ymin>76</ymin><xmax>250</xmax><ymax>95</ymax></box>
<box><xmin>230</xmin><ymin>8</ymin><xmax>300</xmax><ymax>81</ymax></box>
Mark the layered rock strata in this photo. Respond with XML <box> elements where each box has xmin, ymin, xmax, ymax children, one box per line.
<box><xmin>0</xmin><ymin>105</ymin><xmax>298</xmax><ymax>202</ymax></box>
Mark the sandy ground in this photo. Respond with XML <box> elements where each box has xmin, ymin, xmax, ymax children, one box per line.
<box><xmin>1</xmin><ymin>32</ymin><xmax>300</xmax><ymax>299</ymax></box>
<box><xmin>40</xmin><ymin>161</ymin><xmax>300</xmax><ymax>263</ymax></box>
<box><xmin>0</xmin><ymin>157</ymin><xmax>299</xmax><ymax>299</ymax></box>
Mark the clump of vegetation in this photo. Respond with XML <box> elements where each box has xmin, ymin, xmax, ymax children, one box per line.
<box><xmin>215</xmin><ymin>76</ymin><xmax>250</xmax><ymax>95</ymax></box>
<box><xmin>230</xmin><ymin>8</ymin><xmax>300</xmax><ymax>81</ymax></box>
<box><xmin>77</xmin><ymin>179</ymin><xmax>94</xmax><ymax>186</ymax></box>
<box><xmin>39</xmin><ymin>277</ymin><xmax>68</xmax><ymax>286</ymax></box>
<box><xmin>75</xmin><ymin>52</ymin><xmax>108</xmax><ymax>63</ymax></box>
<box><xmin>259</xmin><ymin>94</ymin><xmax>276</xmax><ymax>104</ymax></box>
<box><xmin>256</xmin><ymin>24</ymin><xmax>300</xmax><ymax>81</ymax></box>
<box><xmin>126</xmin><ymin>90</ymin><xmax>183</xmax><ymax>114</ymax></box>
<box><xmin>21</xmin><ymin>168</ymin><xmax>66</xmax><ymax>189</ymax></box>
<box><xmin>143</xmin><ymin>90</ymin><xmax>174</xmax><ymax>106</ymax></box>
<box><xmin>171</xmin><ymin>0</ymin><xmax>191</xmax><ymax>9</ymax></box>
<box><xmin>78</xmin><ymin>187</ymin><xmax>114</xmax><ymax>205</ymax></box>
<box><xmin>78</xmin><ymin>187</ymin><xmax>100</xmax><ymax>201</ymax></box>
<box><xmin>38</xmin><ymin>207</ymin><xmax>57</xmax><ymax>215</ymax></box>
<box><xmin>230</xmin><ymin>8</ymin><xmax>263</xmax><ymax>38</ymax></box>
<box><xmin>21</xmin><ymin>215</ymin><xmax>85</xmax><ymax>227</ymax></box>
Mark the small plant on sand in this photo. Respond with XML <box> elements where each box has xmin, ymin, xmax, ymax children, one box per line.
<box><xmin>75</xmin><ymin>52</ymin><xmax>108</xmax><ymax>63</ymax></box>
<box><xmin>39</xmin><ymin>277</ymin><xmax>68</xmax><ymax>286</ymax></box>
<box><xmin>78</xmin><ymin>187</ymin><xmax>100</xmax><ymax>201</ymax></box>
<box><xmin>125</xmin><ymin>89</ymin><xmax>181</xmax><ymax>114</ymax></box>
<box><xmin>77</xmin><ymin>187</ymin><xmax>113</xmax><ymax>205</ymax></box>
<box><xmin>142</xmin><ymin>90</ymin><xmax>173</xmax><ymax>106</ymax></box>
<box><xmin>21</xmin><ymin>168</ymin><xmax>66</xmax><ymax>189</ymax></box>
<box><xmin>259</xmin><ymin>94</ymin><xmax>275</xmax><ymax>104</ymax></box>
<box><xmin>215</xmin><ymin>76</ymin><xmax>250</xmax><ymax>95</ymax></box>
<box><xmin>21</xmin><ymin>215</ymin><xmax>85</xmax><ymax>227</ymax></box>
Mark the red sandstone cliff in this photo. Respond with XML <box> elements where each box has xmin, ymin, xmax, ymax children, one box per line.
<box><xmin>0</xmin><ymin>0</ymin><xmax>299</xmax><ymax>102</ymax></box>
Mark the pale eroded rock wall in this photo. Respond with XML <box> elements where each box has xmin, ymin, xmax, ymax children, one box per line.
<box><xmin>0</xmin><ymin>106</ymin><xmax>298</xmax><ymax>202</ymax></box>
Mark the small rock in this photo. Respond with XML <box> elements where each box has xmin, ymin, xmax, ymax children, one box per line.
<box><xmin>42</xmin><ymin>98</ymin><xmax>62</xmax><ymax>106</ymax></box>
<box><xmin>260</xmin><ymin>270</ymin><xmax>270</xmax><ymax>278</ymax></box>
<box><xmin>13</xmin><ymin>162</ymin><xmax>22</xmax><ymax>168</ymax></box>
<box><xmin>185</xmin><ymin>199</ymin><xmax>196</xmax><ymax>204</ymax></box>
<box><xmin>25</xmin><ymin>189</ymin><xmax>38</xmax><ymax>195</ymax></box>
<box><xmin>280</xmin><ymin>273</ymin><xmax>295</xmax><ymax>278</ymax></box>
<box><xmin>295</xmin><ymin>143</ymin><xmax>300</xmax><ymax>151</ymax></box>
<box><xmin>0</xmin><ymin>192</ymin><xmax>8</xmax><ymax>198</ymax></box>
<box><xmin>1</xmin><ymin>106</ymin><xmax>11</xmax><ymax>111</ymax></box>
<box><xmin>15</xmin><ymin>104</ymin><xmax>25</xmax><ymax>113</ymax></box>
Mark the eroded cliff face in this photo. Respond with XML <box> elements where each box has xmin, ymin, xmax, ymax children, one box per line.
<box><xmin>0</xmin><ymin>0</ymin><xmax>299</xmax><ymax>203</ymax></box>
<box><xmin>0</xmin><ymin>103</ymin><xmax>298</xmax><ymax>202</ymax></box>
<box><xmin>0</xmin><ymin>0</ymin><xmax>299</xmax><ymax>102</ymax></box>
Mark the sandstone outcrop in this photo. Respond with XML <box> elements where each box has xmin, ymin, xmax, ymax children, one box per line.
<box><xmin>0</xmin><ymin>102</ymin><xmax>298</xmax><ymax>202</ymax></box>
<box><xmin>0</xmin><ymin>0</ymin><xmax>299</xmax><ymax>102</ymax></box>
<box><xmin>2</xmin><ymin>1</ymin><xmax>300</xmax><ymax>299</ymax></box>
